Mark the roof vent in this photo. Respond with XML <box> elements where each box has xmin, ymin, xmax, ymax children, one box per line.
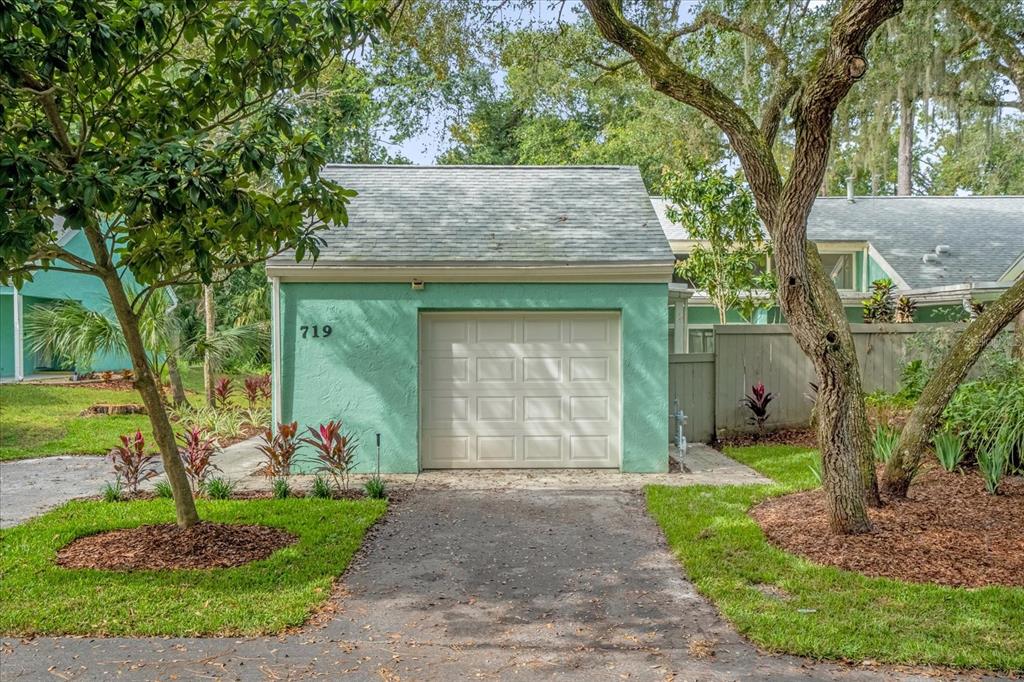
<box><xmin>935</xmin><ymin>244</ymin><xmax>951</xmax><ymax>256</ymax></box>
<box><xmin>846</xmin><ymin>177</ymin><xmax>855</xmax><ymax>203</ymax></box>
<box><xmin>922</xmin><ymin>253</ymin><xmax>939</xmax><ymax>264</ymax></box>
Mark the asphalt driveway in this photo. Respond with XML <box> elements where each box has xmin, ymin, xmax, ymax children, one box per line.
<box><xmin>0</xmin><ymin>488</ymin><xmax>968</xmax><ymax>680</ymax></box>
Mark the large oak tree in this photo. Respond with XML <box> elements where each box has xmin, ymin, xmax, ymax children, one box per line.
<box><xmin>0</xmin><ymin>0</ymin><xmax>389</xmax><ymax>527</ymax></box>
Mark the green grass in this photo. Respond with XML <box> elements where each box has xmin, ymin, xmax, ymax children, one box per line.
<box><xmin>0</xmin><ymin>497</ymin><xmax>387</xmax><ymax>636</ymax></box>
<box><xmin>646</xmin><ymin>444</ymin><xmax>1024</xmax><ymax>672</ymax></box>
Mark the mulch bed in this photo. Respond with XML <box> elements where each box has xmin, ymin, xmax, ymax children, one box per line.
<box><xmin>751</xmin><ymin>466</ymin><xmax>1024</xmax><ymax>588</ymax></box>
<box><xmin>717</xmin><ymin>427</ymin><xmax>818</xmax><ymax>449</ymax></box>
<box><xmin>49</xmin><ymin>379</ymin><xmax>138</xmax><ymax>391</ymax></box>
<box><xmin>56</xmin><ymin>522</ymin><xmax>297</xmax><ymax>571</ymax></box>
<box><xmin>80</xmin><ymin>403</ymin><xmax>147</xmax><ymax>416</ymax></box>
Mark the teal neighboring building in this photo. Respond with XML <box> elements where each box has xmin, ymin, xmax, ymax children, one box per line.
<box><xmin>267</xmin><ymin>165</ymin><xmax>674</xmax><ymax>474</ymax></box>
<box><xmin>1</xmin><ymin>227</ymin><xmax>131</xmax><ymax>379</ymax></box>
<box><xmin>654</xmin><ymin>194</ymin><xmax>1024</xmax><ymax>353</ymax></box>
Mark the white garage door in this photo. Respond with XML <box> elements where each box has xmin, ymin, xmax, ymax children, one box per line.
<box><xmin>420</xmin><ymin>311</ymin><xmax>621</xmax><ymax>469</ymax></box>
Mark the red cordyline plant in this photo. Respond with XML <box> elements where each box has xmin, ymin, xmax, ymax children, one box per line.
<box><xmin>214</xmin><ymin>376</ymin><xmax>234</xmax><ymax>408</ymax></box>
<box><xmin>108</xmin><ymin>430</ymin><xmax>158</xmax><ymax>495</ymax></box>
<box><xmin>257</xmin><ymin>374</ymin><xmax>271</xmax><ymax>399</ymax></box>
<box><xmin>741</xmin><ymin>382</ymin><xmax>775</xmax><ymax>432</ymax></box>
<box><xmin>300</xmin><ymin>420</ymin><xmax>358</xmax><ymax>492</ymax></box>
<box><xmin>177</xmin><ymin>425</ymin><xmax>221</xmax><ymax>493</ymax></box>
<box><xmin>243</xmin><ymin>376</ymin><xmax>263</xmax><ymax>409</ymax></box>
<box><xmin>256</xmin><ymin>421</ymin><xmax>300</xmax><ymax>478</ymax></box>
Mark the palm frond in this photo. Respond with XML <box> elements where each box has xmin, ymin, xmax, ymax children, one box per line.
<box><xmin>23</xmin><ymin>301</ymin><xmax>126</xmax><ymax>371</ymax></box>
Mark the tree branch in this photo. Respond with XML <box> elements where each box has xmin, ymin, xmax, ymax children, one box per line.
<box><xmin>948</xmin><ymin>0</ymin><xmax>1024</xmax><ymax>97</ymax></box>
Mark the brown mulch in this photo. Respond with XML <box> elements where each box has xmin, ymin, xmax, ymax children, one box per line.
<box><xmin>718</xmin><ymin>427</ymin><xmax>818</xmax><ymax>449</ymax></box>
<box><xmin>751</xmin><ymin>466</ymin><xmax>1024</xmax><ymax>588</ymax></box>
<box><xmin>56</xmin><ymin>522</ymin><xmax>297</xmax><ymax>571</ymax></box>
<box><xmin>50</xmin><ymin>379</ymin><xmax>138</xmax><ymax>391</ymax></box>
<box><xmin>79</xmin><ymin>403</ymin><xmax>147</xmax><ymax>416</ymax></box>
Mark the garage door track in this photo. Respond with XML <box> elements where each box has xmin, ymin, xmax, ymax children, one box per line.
<box><xmin>2</xmin><ymin>489</ymin><xmax>961</xmax><ymax>680</ymax></box>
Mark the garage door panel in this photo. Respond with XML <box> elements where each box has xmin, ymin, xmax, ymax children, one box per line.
<box><xmin>420</xmin><ymin>312</ymin><xmax>620</xmax><ymax>469</ymax></box>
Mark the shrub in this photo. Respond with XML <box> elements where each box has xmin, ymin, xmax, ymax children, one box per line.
<box><xmin>894</xmin><ymin>295</ymin><xmax>917</xmax><ymax>323</ymax></box>
<box><xmin>364</xmin><ymin>476</ymin><xmax>387</xmax><ymax>500</ymax></box>
<box><xmin>300</xmin><ymin>420</ymin><xmax>358</xmax><ymax>491</ymax></box>
<box><xmin>872</xmin><ymin>425</ymin><xmax>900</xmax><ymax>464</ymax></box>
<box><xmin>310</xmin><ymin>474</ymin><xmax>333</xmax><ymax>499</ymax></box>
<box><xmin>256</xmin><ymin>422</ymin><xmax>300</xmax><ymax>478</ymax></box>
<box><xmin>272</xmin><ymin>477</ymin><xmax>291</xmax><ymax>499</ymax></box>
<box><xmin>933</xmin><ymin>431</ymin><xmax>965</xmax><ymax>472</ymax></box>
<box><xmin>101</xmin><ymin>481</ymin><xmax>123</xmax><ymax>502</ymax></box>
<box><xmin>740</xmin><ymin>382</ymin><xmax>774</xmax><ymax>432</ymax></box>
<box><xmin>107</xmin><ymin>430</ymin><xmax>158</xmax><ymax>495</ymax></box>
<box><xmin>153</xmin><ymin>479</ymin><xmax>174</xmax><ymax>498</ymax></box>
<box><xmin>177</xmin><ymin>425</ymin><xmax>221</xmax><ymax>493</ymax></box>
<box><xmin>241</xmin><ymin>407</ymin><xmax>270</xmax><ymax>429</ymax></box>
<box><xmin>242</xmin><ymin>376</ymin><xmax>263</xmax><ymax>409</ymax></box>
<box><xmin>862</xmin><ymin>278</ymin><xmax>895</xmax><ymax>323</ymax></box>
<box><xmin>204</xmin><ymin>477</ymin><xmax>236</xmax><ymax>500</ymax></box>
<box><xmin>977</xmin><ymin>443</ymin><xmax>1008</xmax><ymax>495</ymax></box>
<box><xmin>213</xmin><ymin>376</ymin><xmax>234</xmax><ymax>408</ymax></box>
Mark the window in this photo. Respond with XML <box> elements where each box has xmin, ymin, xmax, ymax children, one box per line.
<box><xmin>688</xmin><ymin>328</ymin><xmax>715</xmax><ymax>354</ymax></box>
<box><xmin>820</xmin><ymin>252</ymin><xmax>855</xmax><ymax>290</ymax></box>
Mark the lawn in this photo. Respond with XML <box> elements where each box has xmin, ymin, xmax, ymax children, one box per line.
<box><xmin>647</xmin><ymin>444</ymin><xmax>1024</xmax><ymax>673</ymax></box>
<box><xmin>0</xmin><ymin>497</ymin><xmax>387</xmax><ymax>636</ymax></box>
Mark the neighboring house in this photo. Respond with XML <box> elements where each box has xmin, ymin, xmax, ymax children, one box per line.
<box><xmin>266</xmin><ymin>165</ymin><xmax>675</xmax><ymax>474</ymax></box>
<box><xmin>0</xmin><ymin>226</ymin><xmax>132</xmax><ymax>379</ymax></box>
<box><xmin>654</xmin><ymin>194</ymin><xmax>1024</xmax><ymax>353</ymax></box>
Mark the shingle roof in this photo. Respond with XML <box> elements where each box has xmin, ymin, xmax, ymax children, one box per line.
<box><xmin>653</xmin><ymin>195</ymin><xmax>1024</xmax><ymax>289</ymax></box>
<box><xmin>270</xmin><ymin>165</ymin><xmax>674</xmax><ymax>267</ymax></box>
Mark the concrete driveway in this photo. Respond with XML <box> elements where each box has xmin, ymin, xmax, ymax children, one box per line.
<box><xmin>0</xmin><ymin>488</ymin><xmax>975</xmax><ymax>680</ymax></box>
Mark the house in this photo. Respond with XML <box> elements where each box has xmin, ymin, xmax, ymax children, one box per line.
<box><xmin>1</xmin><ymin>226</ymin><xmax>132</xmax><ymax>380</ymax></box>
<box><xmin>655</xmin><ymin>194</ymin><xmax>1024</xmax><ymax>353</ymax></box>
<box><xmin>266</xmin><ymin>165</ymin><xmax>675</xmax><ymax>473</ymax></box>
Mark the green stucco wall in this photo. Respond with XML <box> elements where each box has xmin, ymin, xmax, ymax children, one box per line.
<box><xmin>0</xmin><ymin>231</ymin><xmax>132</xmax><ymax>377</ymax></box>
<box><xmin>278</xmin><ymin>282</ymin><xmax>669</xmax><ymax>474</ymax></box>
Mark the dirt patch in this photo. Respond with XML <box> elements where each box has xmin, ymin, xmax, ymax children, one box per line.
<box><xmin>56</xmin><ymin>522</ymin><xmax>297</xmax><ymax>570</ymax></box>
<box><xmin>79</xmin><ymin>403</ymin><xmax>146</xmax><ymax>416</ymax></box>
<box><xmin>718</xmin><ymin>427</ymin><xmax>817</xmax><ymax>449</ymax></box>
<box><xmin>751</xmin><ymin>466</ymin><xmax>1024</xmax><ymax>588</ymax></box>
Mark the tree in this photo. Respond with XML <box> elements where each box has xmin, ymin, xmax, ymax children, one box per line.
<box><xmin>579</xmin><ymin>0</ymin><xmax>905</xmax><ymax>533</ymax></box>
<box><xmin>1</xmin><ymin>0</ymin><xmax>389</xmax><ymax>528</ymax></box>
<box><xmin>660</xmin><ymin>164</ymin><xmax>775</xmax><ymax>323</ymax></box>
<box><xmin>882</xmin><ymin>277</ymin><xmax>1024</xmax><ymax>496</ymax></box>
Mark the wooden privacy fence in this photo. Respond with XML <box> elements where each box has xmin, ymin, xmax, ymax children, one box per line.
<box><xmin>669</xmin><ymin>323</ymin><xmax>962</xmax><ymax>443</ymax></box>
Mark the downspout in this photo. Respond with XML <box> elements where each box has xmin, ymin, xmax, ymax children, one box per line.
<box><xmin>12</xmin><ymin>287</ymin><xmax>24</xmax><ymax>381</ymax></box>
<box><xmin>270</xmin><ymin>276</ymin><xmax>282</xmax><ymax>430</ymax></box>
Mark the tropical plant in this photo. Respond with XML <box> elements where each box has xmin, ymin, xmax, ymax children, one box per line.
<box><xmin>154</xmin><ymin>480</ymin><xmax>174</xmax><ymax>499</ymax></box>
<box><xmin>976</xmin><ymin>442</ymin><xmax>1008</xmax><ymax>495</ymax></box>
<box><xmin>241</xmin><ymin>407</ymin><xmax>271</xmax><ymax>429</ymax></box>
<box><xmin>177</xmin><ymin>426</ymin><xmax>221</xmax><ymax>494</ymax></box>
<box><xmin>808</xmin><ymin>456</ymin><xmax>823</xmax><ymax>487</ymax></box>
<box><xmin>741</xmin><ymin>383</ymin><xmax>774</xmax><ymax>432</ymax></box>
<box><xmin>257</xmin><ymin>422</ymin><xmax>301</xmax><ymax>479</ymax></box>
<box><xmin>101</xmin><ymin>481</ymin><xmax>124</xmax><ymax>503</ymax></box>
<box><xmin>310</xmin><ymin>474</ymin><xmax>334</xmax><ymax>499</ymax></box>
<box><xmin>932</xmin><ymin>431</ymin><xmax>965</xmax><ymax>472</ymax></box>
<box><xmin>243</xmin><ymin>377</ymin><xmax>264</xmax><ymax>410</ymax></box>
<box><xmin>300</xmin><ymin>420</ymin><xmax>358</xmax><ymax>491</ymax></box>
<box><xmin>894</xmin><ymin>295</ymin><xmax>917</xmax><ymax>323</ymax></box>
<box><xmin>108</xmin><ymin>430</ymin><xmax>158</xmax><ymax>495</ymax></box>
<box><xmin>272</xmin><ymin>477</ymin><xmax>292</xmax><ymax>500</ymax></box>
<box><xmin>872</xmin><ymin>425</ymin><xmax>901</xmax><ymax>464</ymax></box>
<box><xmin>364</xmin><ymin>476</ymin><xmax>387</xmax><ymax>500</ymax></box>
<box><xmin>862</xmin><ymin>279</ymin><xmax>896</xmax><ymax>323</ymax></box>
<box><xmin>213</xmin><ymin>377</ymin><xmax>234</xmax><ymax>408</ymax></box>
<box><xmin>203</xmin><ymin>477</ymin><xmax>236</xmax><ymax>500</ymax></box>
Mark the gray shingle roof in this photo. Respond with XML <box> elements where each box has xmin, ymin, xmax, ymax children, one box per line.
<box><xmin>270</xmin><ymin>165</ymin><xmax>674</xmax><ymax>267</ymax></box>
<box><xmin>653</xmin><ymin>195</ymin><xmax>1024</xmax><ymax>289</ymax></box>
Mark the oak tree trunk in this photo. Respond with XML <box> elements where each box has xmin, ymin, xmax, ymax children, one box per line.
<box><xmin>203</xmin><ymin>284</ymin><xmax>216</xmax><ymax>407</ymax></box>
<box><xmin>82</xmin><ymin>226</ymin><xmax>199</xmax><ymax>528</ymax></box>
<box><xmin>897</xmin><ymin>83</ymin><xmax>914</xmax><ymax>196</ymax></box>
<box><xmin>882</xmin><ymin>277</ymin><xmax>1024</xmax><ymax>497</ymax></box>
<box><xmin>1013</xmin><ymin>308</ymin><xmax>1024</xmax><ymax>360</ymax></box>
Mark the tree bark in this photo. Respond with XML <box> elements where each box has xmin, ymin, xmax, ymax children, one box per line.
<box><xmin>167</xmin><ymin>352</ymin><xmax>190</xmax><ymax>407</ymax></box>
<box><xmin>896</xmin><ymin>82</ymin><xmax>914</xmax><ymax>195</ymax></box>
<box><xmin>82</xmin><ymin>225</ymin><xmax>199</xmax><ymax>528</ymax></box>
<box><xmin>1013</xmin><ymin>308</ymin><xmax>1024</xmax><ymax>360</ymax></box>
<box><xmin>882</xmin><ymin>277</ymin><xmax>1024</xmax><ymax>497</ymax></box>
<box><xmin>203</xmin><ymin>284</ymin><xmax>216</xmax><ymax>407</ymax></box>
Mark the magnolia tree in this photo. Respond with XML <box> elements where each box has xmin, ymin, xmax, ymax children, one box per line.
<box><xmin>0</xmin><ymin>0</ymin><xmax>389</xmax><ymax>528</ymax></box>
<box><xmin>661</xmin><ymin>164</ymin><xmax>775</xmax><ymax>324</ymax></box>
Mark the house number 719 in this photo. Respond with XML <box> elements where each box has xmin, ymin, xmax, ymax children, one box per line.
<box><xmin>300</xmin><ymin>325</ymin><xmax>332</xmax><ymax>339</ymax></box>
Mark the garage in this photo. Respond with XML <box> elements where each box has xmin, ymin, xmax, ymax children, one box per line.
<box><xmin>420</xmin><ymin>311</ymin><xmax>621</xmax><ymax>468</ymax></box>
<box><xmin>267</xmin><ymin>164</ymin><xmax>673</xmax><ymax>474</ymax></box>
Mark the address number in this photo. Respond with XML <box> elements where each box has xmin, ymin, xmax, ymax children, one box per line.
<box><xmin>300</xmin><ymin>325</ymin><xmax>332</xmax><ymax>339</ymax></box>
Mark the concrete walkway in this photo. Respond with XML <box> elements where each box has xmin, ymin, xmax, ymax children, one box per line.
<box><xmin>0</xmin><ymin>442</ymin><xmax>767</xmax><ymax>527</ymax></box>
<box><xmin>0</xmin><ymin>487</ymin><xmax>978</xmax><ymax>681</ymax></box>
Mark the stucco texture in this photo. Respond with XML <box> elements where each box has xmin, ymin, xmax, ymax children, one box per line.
<box><xmin>278</xmin><ymin>282</ymin><xmax>668</xmax><ymax>474</ymax></box>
